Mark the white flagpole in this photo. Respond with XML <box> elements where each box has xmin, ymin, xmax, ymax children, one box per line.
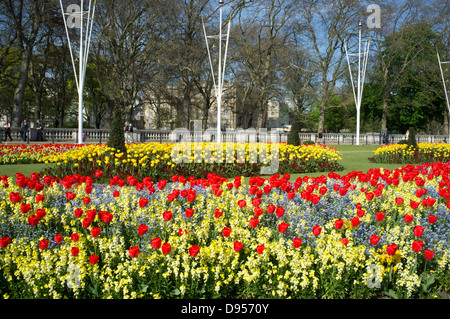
<box><xmin>437</xmin><ymin>52</ymin><xmax>450</xmax><ymax>142</ymax></box>
<box><xmin>203</xmin><ymin>0</ymin><xmax>230</xmax><ymax>145</ymax></box>
<box><xmin>59</xmin><ymin>0</ymin><xmax>96</xmax><ymax>145</ymax></box>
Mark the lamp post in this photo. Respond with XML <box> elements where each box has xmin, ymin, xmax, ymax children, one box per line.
<box><xmin>203</xmin><ymin>0</ymin><xmax>230</xmax><ymax>144</ymax></box>
<box><xmin>345</xmin><ymin>20</ymin><xmax>370</xmax><ymax>146</ymax></box>
<box><xmin>59</xmin><ymin>0</ymin><xmax>96</xmax><ymax>144</ymax></box>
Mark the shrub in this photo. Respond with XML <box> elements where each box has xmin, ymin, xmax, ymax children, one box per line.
<box><xmin>407</xmin><ymin>127</ymin><xmax>418</xmax><ymax>149</ymax></box>
<box><xmin>287</xmin><ymin>120</ymin><xmax>300</xmax><ymax>146</ymax></box>
<box><xmin>107</xmin><ymin>107</ymin><xmax>127</xmax><ymax>156</ymax></box>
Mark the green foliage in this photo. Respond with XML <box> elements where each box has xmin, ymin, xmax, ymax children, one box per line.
<box><xmin>287</xmin><ymin>119</ymin><xmax>300</xmax><ymax>146</ymax></box>
<box><xmin>107</xmin><ymin>107</ymin><xmax>127</xmax><ymax>155</ymax></box>
<box><xmin>302</xmin><ymin>140</ymin><xmax>315</xmax><ymax>145</ymax></box>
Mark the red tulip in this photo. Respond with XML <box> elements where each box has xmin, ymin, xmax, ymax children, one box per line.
<box><xmin>238</xmin><ymin>199</ymin><xmax>247</xmax><ymax>208</ymax></box>
<box><xmin>82</xmin><ymin>218</ymin><xmax>91</xmax><ymax>228</ymax></box>
<box><xmin>95</xmin><ymin>170</ymin><xmax>103</xmax><ymax>178</ymax></box>
<box><xmin>334</xmin><ymin>219</ymin><xmax>344</xmax><ymax>230</ymax></box>
<box><xmin>178</xmin><ymin>229</ymin><xmax>187</xmax><ymax>236</ymax></box>
<box><xmin>91</xmin><ymin>226</ymin><xmax>101</xmax><ymax>238</ymax></box>
<box><xmin>0</xmin><ymin>236</ymin><xmax>11</xmax><ymax>248</ymax></box>
<box><xmin>276</xmin><ymin>206</ymin><xmax>285</xmax><ymax>218</ymax></box>
<box><xmin>395</xmin><ymin>197</ymin><xmax>404</xmax><ymax>205</ymax></box>
<box><xmin>71</xmin><ymin>233</ymin><xmax>79</xmax><ymax>242</ymax></box>
<box><xmin>9</xmin><ymin>192</ymin><xmax>23</xmax><ymax>204</ymax></box>
<box><xmin>249</xmin><ymin>217</ymin><xmax>259</xmax><ymax>228</ymax></box>
<box><xmin>370</xmin><ymin>234</ymin><xmax>381</xmax><ymax>245</ymax></box>
<box><xmin>424</xmin><ymin>249</ymin><xmax>435</xmax><ymax>260</ymax></box>
<box><xmin>412</xmin><ymin>240</ymin><xmax>424</xmax><ymax>253</ymax></box>
<box><xmin>100</xmin><ymin>211</ymin><xmax>113</xmax><ymax>224</ymax></box>
<box><xmin>357</xmin><ymin>209</ymin><xmax>365</xmax><ymax>217</ymax></box>
<box><xmin>85</xmin><ymin>186</ymin><xmax>92</xmax><ymax>194</ymax></box>
<box><xmin>65</xmin><ymin>191</ymin><xmax>76</xmax><ymax>201</ymax></box>
<box><xmin>189</xmin><ymin>245</ymin><xmax>200</xmax><ymax>257</ymax></box>
<box><xmin>39</xmin><ymin>238</ymin><xmax>49</xmax><ymax>250</ymax></box>
<box><xmin>161</xmin><ymin>242</ymin><xmax>171</xmax><ymax>255</ymax></box>
<box><xmin>292</xmin><ymin>237</ymin><xmax>302</xmax><ymax>248</ymax></box>
<box><xmin>86</xmin><ymin>209</ymin><xmax>96</xmax><ymax>221</ymax></box>
<box><xmin>89</xmin><ymin>254</ymin><xmax>99</xmax><ymax>265</ymax></box>
<box><xmin>214</xmin><ymin>209</ymin><xmax>223</xmax><ymax>218</ymax></box>
<box><xmin>74</xmin><ymin>208</ymin><xmax>83</xmax><ymax>218</ymax></box>
<box><xmin>351</xmin><ymin>217</ymin><xmax>360</xmax><ymax>227</ymax></box>
<box><xmin>113</xmin><ymin>190</ymin><xmax>120</xmax><ymax>198</ymax></box>
<box><xmin>54</xmin><ymin>234</ymin><xmax>63</xmax><ymax>244</ymax></box>
<box><xmin>340</xmin><ymin>238</ymin><xmax>349</xmax><ymax>246</ymax></box>
<box><xmin>138</xmin><ymin>224</ymin><xmax>149</xmax><ymax>236</ymax></box>
<box><xmin>267</xmin><ymin>204</ymin><xmax>276</xmax><ymax>214</ymax></box>
<box><xmin>20</xmin><ymin>203</ymin><xmax>31</xmax><ymax>214</ymax></box>
<box><xmin>404</xmin><ymin>214</ymin><xmax>414</xmax><ymax>224</ymax></box>
<box><xmin>28</xmin><ymin>215</ymin><xmax>39</xmax><ymax>226</ymax></box>
<box><xmin>234</xmin><ymin>241</ymin><xmax>244</xmax><ymax>252</ymax></box>
<box><xmin>278</xmin><ymin>222</ymin><xmax>289</xmax><ymax>233</ymax></box>
<box><xmin>254</xmin><ymin>207</ymin><xmax>264</xmax><ymax>217</ymax></box>
<box><xmin>129</xmin><ymin>246</ymin><xmax>141</xmax><ymax>258</ymax></box>
<box><xmin>163</xmin><ymin>210</ymin><xmax>173</xmax><ymax>221</ymax></box>
<box><xmin>151</xmin><ymin>237</ymin><xmax>162</xmax><ymax>249</ymax></box>
<box><xmin>410</xmin><ymin>201</ymin><xmax>420</xmax><ymax>209</ymax></box>
<box><xmin>428</xmin><ymin>214</ymin><xmax>438</xmax><ymax>224</ymax></box>
<box><xmin>36</xmin><ymin>194</ymin><xmax>45</xmax><ymax>203</ymax></box>
<box><xmin>185</xmin><ymin>208</ymin><xmax>194</xmax><ymax>218</ymax></box>
<box><xmin>365</xmin><ymin>192</ymin><xmax>374</xmax><ymax>200</ymax></box>
<box><xmin>252</xmin><ymin>198</ymin><xmax>261</xmax><ymax>207</ymax></box>
<box><xmin>312</xmin><ymin>225</ymin><xmax>322</xmax><ymax>237</ymax></box>
<box><xmin>139</xmin><ymin>198</ymin><xmax>149</xmax><ymax>208</ymax></box>
<box><xmin>83</xmin><ymin>197</ymin><xmax>91</xmax><ymax>205</ymax></box>
<box><xmin>222</xmin><ymin>227</ymin><xmax>232</xmax><ymax>237</ymax></box>
<box><xmin>376</xmin><ymin>212</ymin><xmax>385</xmax><ymax>222</ymax></box>
<box><xmin>413</xmin><ymin>225</ymin><xmax>424</xmax><ymax>237</ymax></box>
<box><xmin>71</xmin><ymin>247</ymin><xmax>79</xmax><ymax>257</ymax></box>
<box><xmin>256</xmin><ymin>244</ymin><xmax>265</xmax><ymax>254</ymax></box>
<box><xmin>187</xmin><ymin>193</ymin><xmax>196</xmax><ymax>203</ymax></box>
<box><xmin>386</xmin><ymin>243</ymin><xmax>397</xmax><ymax>256</ymax></box>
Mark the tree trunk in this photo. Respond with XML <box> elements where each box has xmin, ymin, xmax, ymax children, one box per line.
<box><xmin>12</xmin><ymin>49</ymin><xmax>32</xmax><ymax>126</ymax></box>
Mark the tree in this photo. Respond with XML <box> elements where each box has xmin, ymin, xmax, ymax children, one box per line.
<box><xmin>93</xmin><ymin>0</ymin><xmax>168</xmax><ymax>127</ymax></box>
<box><xmin>230</xmin><ymin>0</ymin><xmax>297</xmax><ymax>129</ymax></box>
<box><xmin>385</xmin><ymin>23</ymin><xmax>445</xmax><ymax>133</ymax></box>
<box><xmin>0</xmin><ymin>0</ymin><xmax>49</xmax><ymax>127</ymax></box>
<box><xmin>296</xmin><ymin>0</ymin><xmax>361</xmax><ymax>134</ymax></box>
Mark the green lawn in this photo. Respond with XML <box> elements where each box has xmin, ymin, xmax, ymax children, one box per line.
<box><xmin>0</xmin><ymin>145</ymin><xmax>402</xmax><ymax>182</ymax></box>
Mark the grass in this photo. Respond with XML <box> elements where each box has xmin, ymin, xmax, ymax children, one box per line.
<box><xmin>0</xmin><ymin>144</ymin><xmax>402</xmax><ymax>183</ymax></box>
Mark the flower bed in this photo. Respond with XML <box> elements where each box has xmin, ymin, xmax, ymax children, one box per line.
<box><xmin>40</xmin><ymin>142</ymin><xmax>344</xmax><ymax>181</ymax></box>
<box><xmin>0</xmin><ymin>144</ymin><xmax>81</xmax><ymax>165</ymax></box>
<box><xmin>1</xmin><ymin>162</ymin><xmax>449</xmax><ymax>299</ymax></box>
<box><xmin>369</xmin><ymin>143</ymin><xmax>450</xmax><ymax>164</ymax></box>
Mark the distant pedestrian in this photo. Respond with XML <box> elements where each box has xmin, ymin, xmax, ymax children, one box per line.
<box><xmin>382</xmin><ymin>127</ymin><xmax>389</xmax><ymax>144</ymax></box>
<box><xmin>4</xmin><ymin>121</ymin><xmax>12</xmax><ymax>141</ymax></box>
<box><xmin>36</xmin><ymin>120</ymin><xmax>43</xmax><ymax>141</ymax></box>
<box><xmin>21</xmin><ymin>120</ymin><xmax>29</xmax><ymax>142</ymax></box>
<box><xmin>124</xmin><ymin>121</ymin><xmax>133</xmax><ymax>143</ymax></box>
